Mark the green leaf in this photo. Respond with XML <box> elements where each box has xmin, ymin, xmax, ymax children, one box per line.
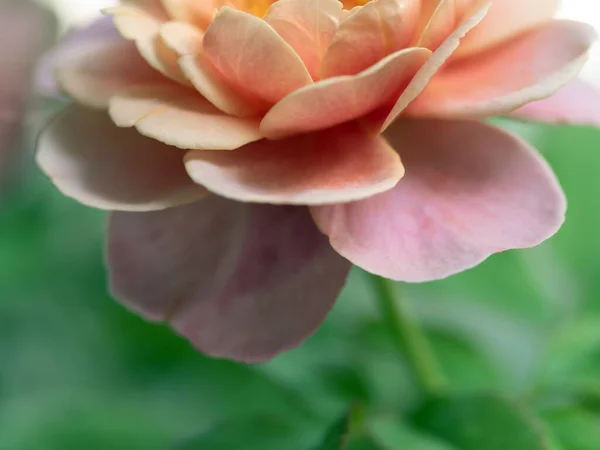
<box><xmin>312</xmin><ymin>405</ymin><xmax>364</xmax><ymax>450</ymax></box>
<box><xmin>412</xmin><ymin>394</ymin><xmax>552</xmax><ymax>450</ymax></box>
<box><xmin>178</xmin><ymin>418</ymin><xmax>320</xmax><ymax>450</ymax></box>
<box><xmin>542</xmin><ymin>408</ymin><xmax>600</xmax><ymax>450</ymax></box>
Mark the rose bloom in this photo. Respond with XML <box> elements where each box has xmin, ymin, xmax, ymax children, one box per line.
<box><xmin>37</xmin><ymin>0</ymin><xmax>598</xmax><ymax>362</ymax></box>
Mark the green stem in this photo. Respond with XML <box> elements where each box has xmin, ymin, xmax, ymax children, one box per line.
<box><xmin>369</xmin><ymin>275</ymin><xmax>447</xmax><ymax>396</ymax></box>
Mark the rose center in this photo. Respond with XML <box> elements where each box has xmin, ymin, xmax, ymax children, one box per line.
<box><xmin>218</xmin><ymin>0</ymin><xmax>372</xmax><ymax>17</ymax></box>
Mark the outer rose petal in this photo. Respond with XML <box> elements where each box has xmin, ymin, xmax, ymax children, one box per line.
<box><xmin>56</xmin><ymin>39</ymin><xmax>163</xmax><ymax>109</ymax></box>
<box><xmin>109</xmin><ymin>84</ymin><xmax>262</xmax><ymax>150</ymax></box>
<box><xmin>322</xmin><ymin>0</ymin><xmax>421</xmax><ymax>77</ymax></box>
<box><xmin>264</xmin><ymin>0</ymin><xmax>345</xmax><ymax>80</ymax></box>
<box><xmin>107</xmin><ymin>197</ymin><xmax>351</xmax><ymax>362</ymax></box>
<box><xmin>406</xmin><ymin>21</ymin><xmax>597</xmax><ymax>119</ymax></box>
<box><xmin>381</xmin><ymin>0</ymin><xmax>491</xmax><ymax>131</ymax></box>
<box><xmin>203</xmin><ymin>7</ymin><xmax>312</xmax><ymax>104</ymax></box>
<box><xmin>35</xmin><ymin>16</ymin><xmax>116</xmax><ymax>98</ymax></box>
<box><xmin>161</xmin><ymin>0</ymin><xmax>215</xmax><ymax>29</ymax></box>
<box><xmin>260</xmin><ymin>48</ymin><xmax>431</xmax><ymax>139</ymax></box>
<box><xmin>36</xmin><ymin>106</ymin><xmax>207</xmax><ymax>211</ymax></box>
<box><xmin>159</xmin><ymin>21</ymin><xmax>204</xmax><ymax>55</ymax></box>
<box><xmin>312</xmin><ymin>119</ymin><xmax>566</xmax><ymax>282</ymax></box>
<box><xmin>417</xmin><ymin>0</ymin><xmax>457</xmax><ymax>50</ymax></box>
<box><xmin>456</xmin><ymin>0</ymin><xmax>560</xmax><ymax>58</ymax></box>
<box><xmin>185</xmin><ymin>122</ymin><xmax>404</xmax><ymax>205</ymax></box>
<box><xmin>511</xmin><ymin>79</ymin><xmax>600</xmax><ymax>127</ymax></box>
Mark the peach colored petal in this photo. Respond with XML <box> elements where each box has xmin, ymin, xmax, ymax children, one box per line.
<box><xmin>36</xmin><ymin>106</ymin><xmax>207</xmax><ymax>211</ymax></box>
<box><xmin>180</xmin><ymin>52</ymin><xmax>267</xmax><ymax>117</ymax></box>
<box><xmin>417</xmin><ymin>0</ymin><xmax>457</xmax><ymax>50</ymax></box>
<box><xmin>56</xmin><ymin>39</ymin><xmax>163</xmax><ymax>109</ymax></box>
<box><xmin>107</xmin><ymin>198</ymin><xmax>351</xmax><ymax>362</ymax></box>
<box><xmin>160</xmin><ymin>21</ymin><xmax>204</xmax><ymax>55</ymax></box>
<box><xmin>260</xmin><ymin>47</ymin><xmax>431</xmax><ymax>139</ymax></box>
<box><xmin>406</xmin><ymin>21</ymin><xmax>596</xmax><ymax>120</ymax></box>
<box><xmin>203</xmin><ymin>7</ymin><xmax>312</xmax><ymax>103</ymax></box>
<box><xmin>104</xmin><ymin>3</ymin><xmax>188</xmax><ymax>84</ymax></box>
<box><xmin>322</xmin><ymin>0</ymin><xmax>421</xmax><ymax>77</ymax></box>
<box><xmin>160</xmin><ymin>0</ymin><xmax>216</xmax><ymax>29</ymax></box>
<box><xmin>184</xmin><ymin>122</ymin><xmax>404</xmax><ymax>205</ymax></box>
<box><xmin>264</xmin><ymin>0</ymin><xmax>345</xmax><ymax>80</ymax></box>
<box><xmin>312</xmin><ymin>120</ymin><xmax>566</xmax><ymax>282</ymax></box>
<box><xmin>456</xmin><ymin>0</ymin><xmax>560</xmax><ymax>58</ymax></box>
<box><xmin>109</xmin><ymin>84</ymin><xmax>262</xmax><ymax>150</ymax></box>
<box><xmin>512</xmin><ymin>79</ymin><xmax>600</xmax><ymax>127</ymax></box>
<box><xmin>381</xmin><ymin>0</ymin><xmax>491</xmax><ymax>132</ymax></box>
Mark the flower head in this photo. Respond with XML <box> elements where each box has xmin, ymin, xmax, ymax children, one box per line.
<box><xmin>37</xmin><ymin>0</ymin><xmax>598</xmax><ymax>361</ymax></box>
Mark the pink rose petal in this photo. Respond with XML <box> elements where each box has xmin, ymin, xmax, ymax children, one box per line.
<box><xmin>203</xmin><ymin>7</ymin><xmax>312</xmax><ymax>104</ymax></box>
<box><xmin>36</xmin><ymin>106</ymin><xmax>207</xmax><ymax>211</ymax></box>
<box><xmin>312</xmin><ymin>119</ymin><xmax>566</xmax><ymax>282</ymax></box>
<box><xmin>264</xmin><ymin>0</ymin><xmax>345</xmax><ymax>80</ymax></box>
<box><xmin>260</xmin><ymin>47</ymin><xmax>431</xmax><ymax>139</ymax></box>
<box><xmin>406</xmin><ymin>20</ymin><xmax>597</xmax><ymax>120</ymax></box>
<box><xmin>107</xmin><ymin>197</ymin><xmax>351</xmax><ymax>362</ymax></box>
<box><xmin>322</xmin><ymin>0</ymin><xmax>420</xmax><ymax>77</ymax></box>
<box><xmin>511</xmin><ymin>78</ymin><xmax>600</xmax><ymax>127</ymax></box>
<box><xmin>185</xmin><ymin>122</ymin><xmax>404</xmax><ymax>205</ymax></box>
<box><xmin>381</xmin><ymin>0</ymin><xmax>491</xmax><ymax>131</ymax></box>
<box><xmin>456</xmin><ymin>0</ymin><xmax>560</xmax><ymax>58</ymax></box>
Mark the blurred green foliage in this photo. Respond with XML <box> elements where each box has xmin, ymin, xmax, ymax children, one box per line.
<box><xmin>0</xmin><ymin>118</ymin><xmax>599</xmax><ymax>449</ymax></box>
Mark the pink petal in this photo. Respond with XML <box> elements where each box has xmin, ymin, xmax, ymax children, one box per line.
<box><xmin>511</xmin><ymin>78</ymin><xmax>600</xmax><ymax>127</ymax></box>
<box><xmin>312</xmin><ymin>119</ymin><xmax>566</xmax><ymax>282</ymax></box>
<box><xmin>417</xmin><ymin>0</ymin><xmax>457</xmax><ymax>50</ymax></box>
<box><xmin>105</xmin><ymin>3</ymin><xmax>188</xmax><ymax>84</ymax></box>
<box><xmin>180</xmin><ymin>52</ymin><xmax>268</xmax><ymax>117</ymax></box>
<box><xmin>107</xmin><ymin>197</ymin><xmax>351</xmax><ymax>362</ymax></box>
<box><xmin>381</xmin><ymin>0</ymin><xmax>491</xmax><ymax>131</ymax></box>
<box><xmin>456</xmin><ymin>0</ymin><xmax>560</xmax><ymax>58</ymax></box>
<box><xmin>36</xmin><ymin>106</ymin><xmax>207</xmax><ymax>211</ymax></box>
<box><xmin>203</xmin><ymin>7</ymin><xmax>312</xmax><ymax>104</ymax></box>
<box><xmin>35</xmin><ymin>16</ymin><xmax>118</xmax><ymax>98</ymax></box>
<box><xmin>184</xmin><ymin>122</ymin><xmax>404</xmax><ymax>205</ymax></box>
<box><xmin>322</xmin><ymin>0</ymin><xmax>421</xmax><ymax>77</ymax></box>
<box><xmin>56</xmin><ymin>38</ymin><xmax>163</xmax><ymax>109</ymax></box>
<box><xmin>406</xmin><ymin>20</ymin><xmax>597</xmax><ymax>119</ymax></box>
<box><xmin>109</xmin><ymin>84</ymin><xmax>262</xmax><ymax>150</ymax></box>
<box><xmin>260</xmin><ymin>48</ymin><xmax>430</xmax><ymax>139</ymax></box>
<box><xmin>264</xmin><ymin>0</ymin><xmax>345</xmax><ymax>80</ymax></box>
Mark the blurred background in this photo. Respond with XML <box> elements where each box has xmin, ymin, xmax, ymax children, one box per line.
<box><xmin>1</xmin><ymin>1</ymin><xmax>600</xmax><ymax>449</ymax></box>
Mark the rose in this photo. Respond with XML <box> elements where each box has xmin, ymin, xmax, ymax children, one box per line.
<box><xmin>36</xmin><ymin>0</ymin><xmax>598</xmax><ymax>362</ymax></box>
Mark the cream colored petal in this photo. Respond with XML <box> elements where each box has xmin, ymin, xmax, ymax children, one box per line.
<box><xmin>109</xmin><ymin>83</ymin><xmax>263</xmax><ymax>150</ymax></box>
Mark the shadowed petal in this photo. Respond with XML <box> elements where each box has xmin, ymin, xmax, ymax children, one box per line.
<box><xmin>322</xmin><ymin>0</ymin><xmax>420</xmax><ymax>77</ymax></box>
<box><xmin>56</xmin><ymin>39</ymin><xmax>163</xmax><ymax>109</ymax></box>
<box><xmin>185</xmin><ymin>122</ymin><xmax>404</xmax><ymax>205</ymax></box>
<box><xmin>203</xmin><ymin>7</ymin><xmax>312</xmax><ymax>103</ymax></box>
<box><xmin>107</xmin><ymin>197</ymin><xmax>351</xmax><ymax>362</ymax></box>
<box><xmin>312</xmin><ymin>120</ymin><xmax>566</xmax><ymax>282</ymax></box>
<box><xmin>406</xmin><ymin>21</ymin><xmax>597</xmax><ymax>119</ymax></box>
<box><xmin>261</xmin><ymin>48</ymin><xmax>430</xmax><ymax>139</ymax></box>
<box><xmin>511</xmin><ymin>79</ymin><xmax>600</xmax><ymax>127</ymax></box>
<box><xmin>109</xmin><ymin>84</ymin><xmax>262</xmax><ymax>150</ymax></box>
<box><xmin>159</xmin><ymin>21</ymin><xmax>203</xmax><ymax>55</ymax></box>
<box><xmin>36</xmin><ymin>106</ymin><xmax>207</xmax><ymax>211</ymax></box>
<box><xmin>264</xmin><ymin>0</ymin><xmax>346</xmax><ymax>80</ymax></box>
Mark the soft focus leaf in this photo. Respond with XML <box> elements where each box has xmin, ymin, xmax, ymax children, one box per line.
<box><xmin>412</xmin><ymin>394</ymin><xmax>552</xmax><ymax>450</ymax></box>
<box><xmin>541</xmin><ymin>408</ymin><xmax>600</xmax><ymax>450</ymax></box>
